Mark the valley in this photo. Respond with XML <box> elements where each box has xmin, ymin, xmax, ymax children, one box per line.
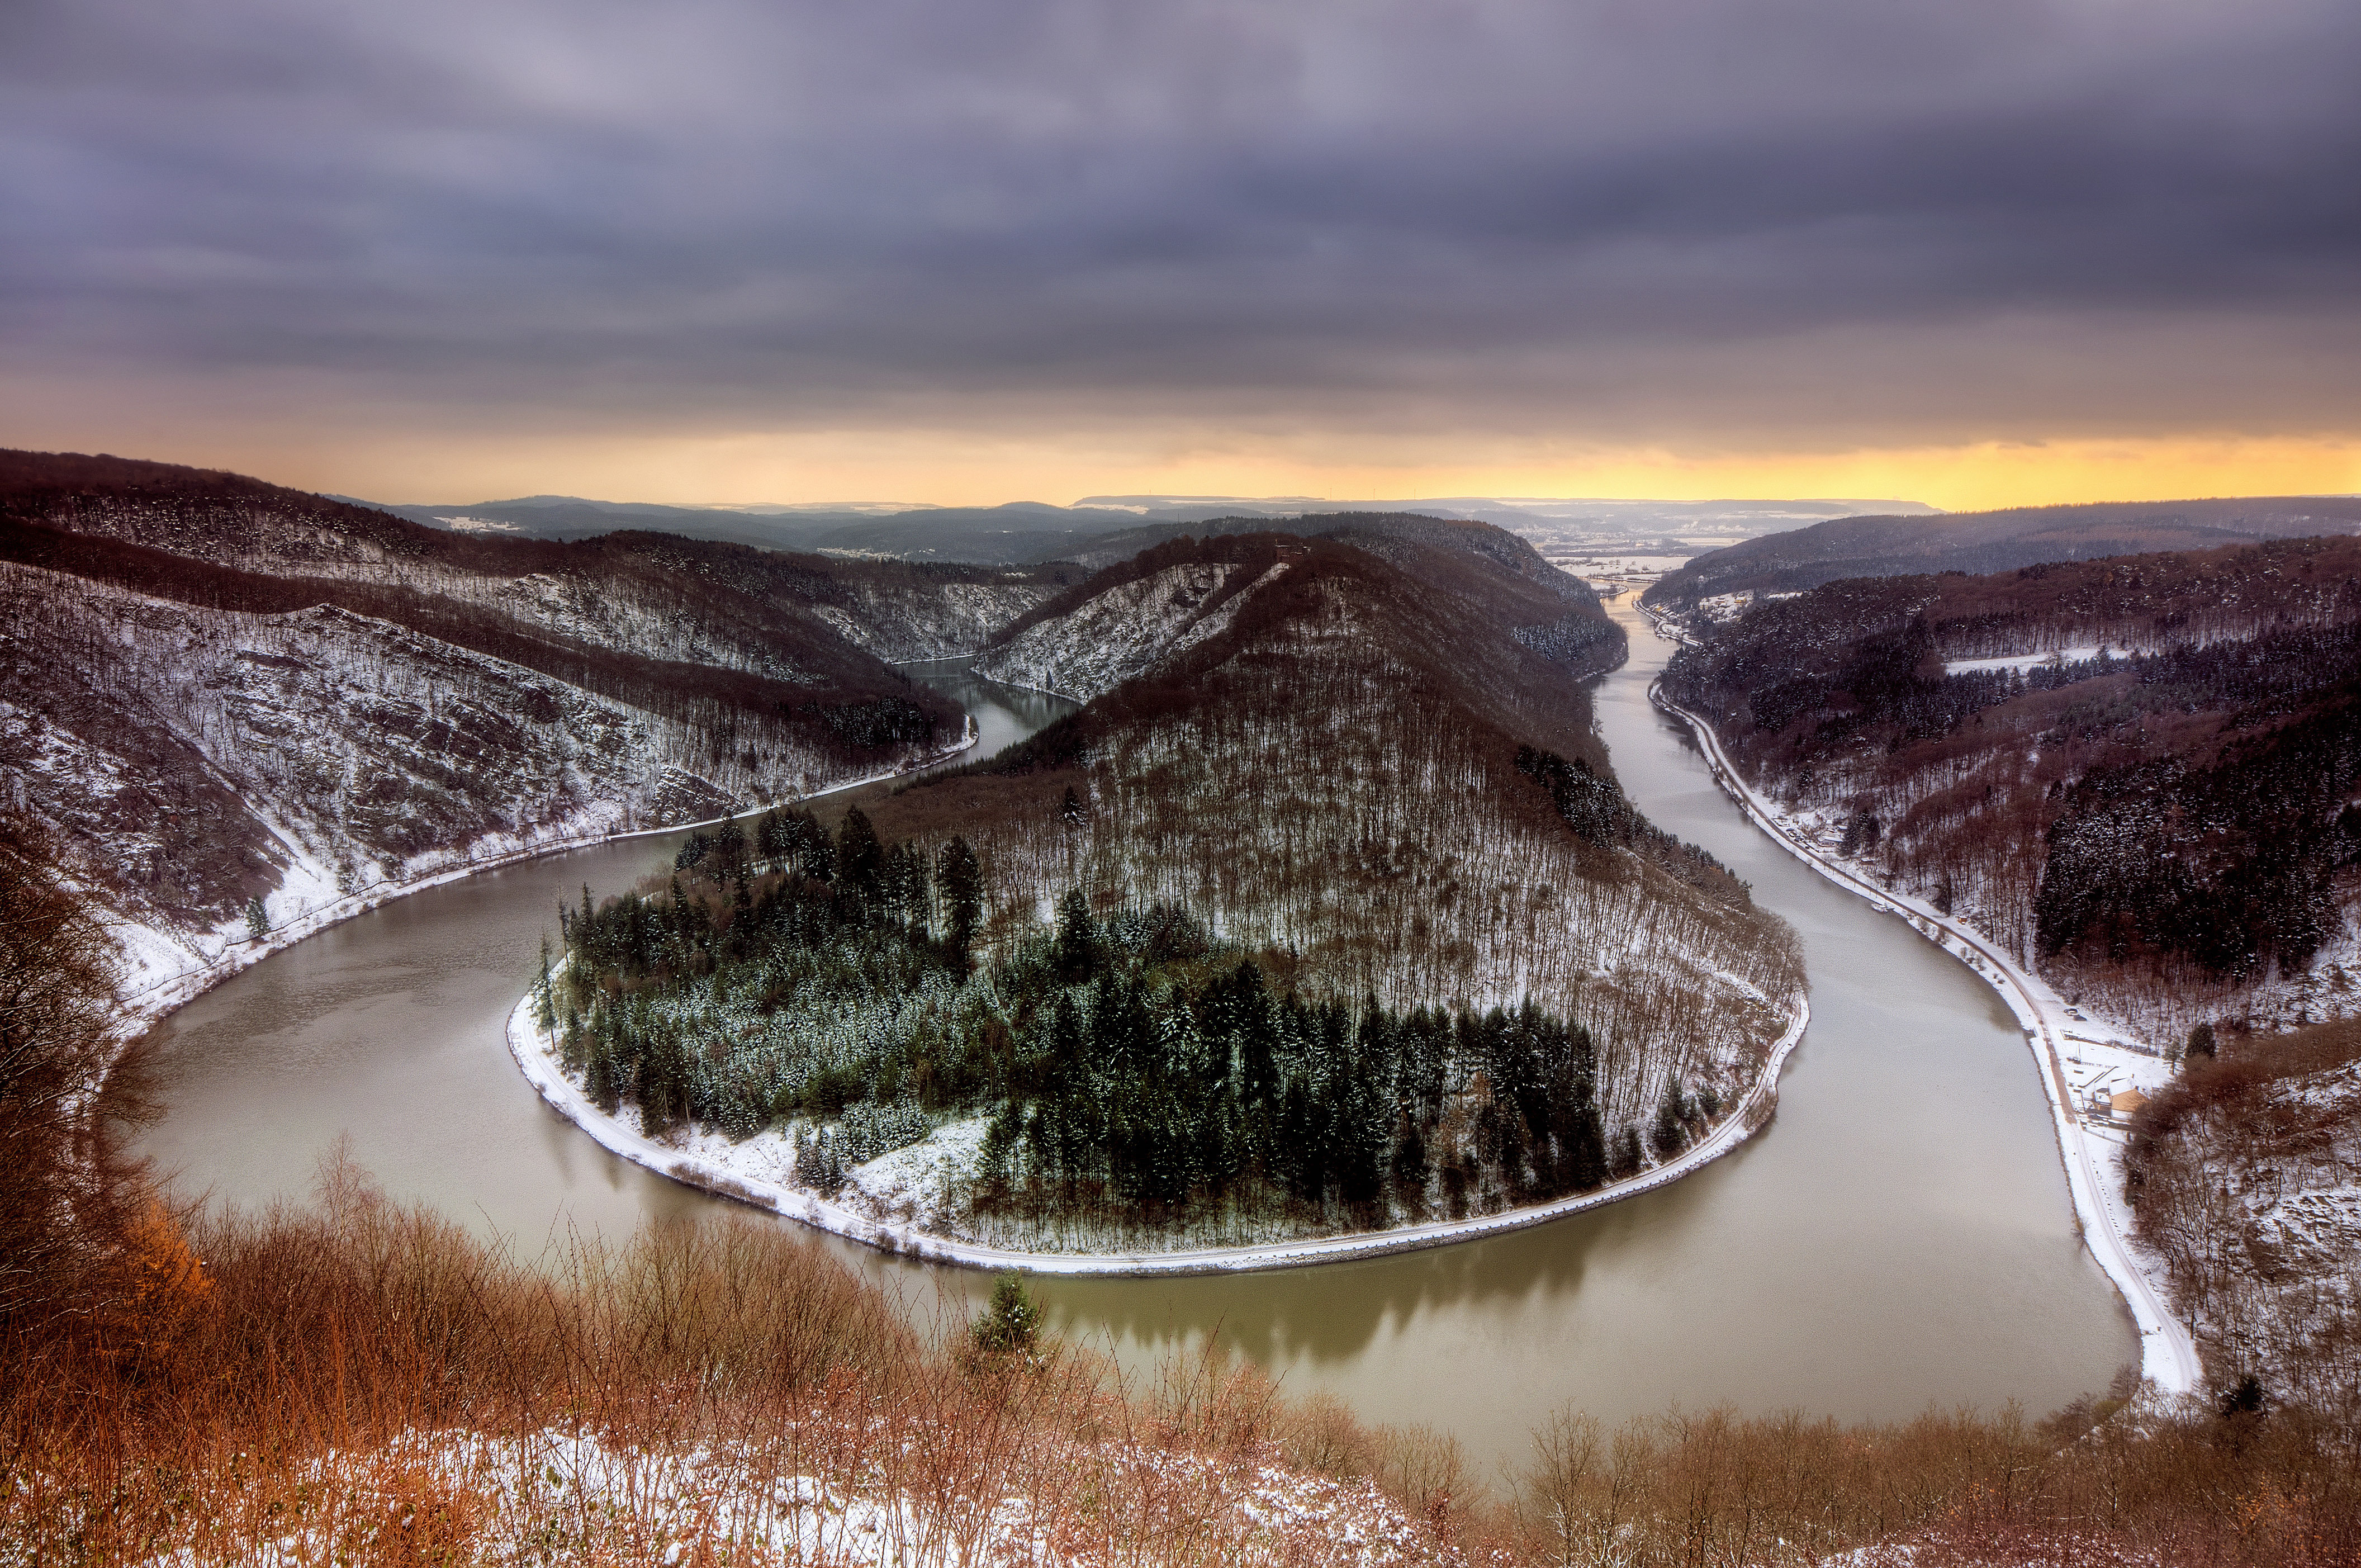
<box><xmin>1649</xmin><ymin>530</ymin><xmax>2361</xmax><ymax>1414</ymax></box>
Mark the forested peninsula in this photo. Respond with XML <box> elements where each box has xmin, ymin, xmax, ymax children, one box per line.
<box><xmin>528</xmin><ymin>528</ymin><xmax>1804</xmax><ymax>1254</ymax></box>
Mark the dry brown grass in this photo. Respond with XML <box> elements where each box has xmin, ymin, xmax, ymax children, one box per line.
<box><xmin>8</xmin><ymin>1152</ymin><xmax>2361</xmax><ymax>1566</ymax></box>
<box><xmin>0</xmin><ymin>1154</ymin><xmax>1475</xmax><ymax>1566</ymax></box>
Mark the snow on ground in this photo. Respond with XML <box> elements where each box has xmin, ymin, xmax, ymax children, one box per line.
<box><xmin>1687</xmin><ymin>590</ymin><xmax>1801</xmax><ymax>626</ymax></box>
<box><xmin>1649</xmin><ymin>667</ymin><xmax>2203</xmax><ymax>1394</ymax></box>
<box><xmin>86</xmin><ymin>1423</ymin><xmax>1456</xmax><ymax>1568</ymax></box>
<box><xmin>1941</xmin><ymin>646</ymin><xmax>2108</xmax><ymax>676</ymax></box>
<box><xmin>973</xmin><ymin>562</ymin><xmax>1283</xmax><ymax>703</ymax></box>
<box><xmin>507</xmin><ymin>979</ymin><xmax>1810</xmax><ymax>1276</ymax></box>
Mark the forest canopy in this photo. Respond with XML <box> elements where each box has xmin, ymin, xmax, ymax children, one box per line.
<box><xmin>545</xmin><ymin>802</ymin><xmax>1734</xmax><ymax>1249</ymax></box>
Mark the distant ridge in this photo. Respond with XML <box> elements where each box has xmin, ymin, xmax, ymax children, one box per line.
<box><xmin>1644</xmin><ymin>495</ymin><xmax>2361</xmax><ymax>610</ymax></box>
<box><xmin>342</xmin><ymin>489</ymin><xmax>1941</xmax><ymax>566</ymax></box>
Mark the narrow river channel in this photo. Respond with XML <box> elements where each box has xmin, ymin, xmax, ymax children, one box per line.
<box><xmin>124</xmin><ymin>618</ymin><xmax>2135</xmax><ymax>1477</ymax></box>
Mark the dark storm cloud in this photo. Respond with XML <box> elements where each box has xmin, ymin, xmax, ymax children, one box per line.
<box><xmin>4</xmin><ymin>0</ymin><xmax>2358</xmax><ymax>438</ymax></box>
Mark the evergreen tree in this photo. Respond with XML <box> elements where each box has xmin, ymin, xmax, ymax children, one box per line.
<box><xmin>1334</xmin><ymin>1049</ymin><xmax>1388</xmax><ymax>1207</ymax></box>
<box><xmin>836</xmin><ymin>807</ymin><xmax>885</xmax><ymax>921</ymax></box>
<box><xmin>1649</xmin><ymin>1079</ymin><xmax>1689</xmax><ymax>1160</ymax></box>
<box><xmin>1053</xmin><ymin>889</ymin><xmax>1099</xmax><ymax>982</ymax></box>
<box><xmin>1391</xmin><ymin>1115</ymin><xmax>1430</xmax><ymax>1201</ymax></box>
<box><xmin>586</xmin><ymin>1037</ymin><xmax>620</xmax><ymax>1112</ymax></box>
<box><xmin>936</xmin><ymin>835</ymin><xmax>983</xmax><ymax>961</ymax></box>
<box><xmin>1563</xmin><ymin>1100</ymin><xmax>1607</xmax><ymax>1192</ymax></box>
<box><xmin>880</xmin><ymin>840</ymin><xmax>927</xmax><ymax>935</ymax></box>
<box><xmin>1277</xmin><ymin>1078</ymin><xmax>1322</xmax><ymax>1202</ymax></box>
<box><xmin>978</xmin><ymin>1098</ymin><xmax>1023</xmax><ymax>1191</ymax></box>
<box><xmin>534</xmin><ymin>935</ymin><xmax>556</xmax><ymax>1030</ymax></box>
<box><xmin>1047</xmin><ymin>992</ymin><xmax>1088</xmax><ymax>1084</ymax></box>
<box><xmin>970</xmin><ymin>1272</ymin><xmax>1042</xmax><ymax>1353</ymax></box>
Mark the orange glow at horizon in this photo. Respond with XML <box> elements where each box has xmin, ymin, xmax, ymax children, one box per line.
<box><xmin>21</xmin><ymin>420</ymin><xmax>2361</xmax><ymax>514</ymax></box>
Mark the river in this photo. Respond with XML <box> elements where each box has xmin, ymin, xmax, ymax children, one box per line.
<box><xmin>124</xmin><ymin>620</ymin><xmax>2135</xmax><ymax>1477</ymax></box>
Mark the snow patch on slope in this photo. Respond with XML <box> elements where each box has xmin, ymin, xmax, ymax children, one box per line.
<box><xmin>974</xmin><ymin>562</ymin><xmax>1284</xmax><ymax>702</ymax></box>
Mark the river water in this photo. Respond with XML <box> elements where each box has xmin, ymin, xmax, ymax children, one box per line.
<box><xmin>125</xmin><ymin>621</ymin><xmax>2134</xmax><ymax>1476</ymax></box>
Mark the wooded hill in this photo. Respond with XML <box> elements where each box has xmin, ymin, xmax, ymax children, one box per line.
<box><xmin>0</xmin><ymin>449</ymin><xmax>1074</xmax><ymax>990</ymax></box>
<box><xmin>1660</xmin><ymin>533</ymin><xmax>2361</xmax><ymax>1044</ymax></box>
<box><xmin>2127</xmin><ymin>1014</ymin><xmax>2361</xmax><ymax>1425</ymax></box>
<box><xmin>552</xmin><ymin>527</ymin><xmax>1801</xmax><ymax>1248</ymax></box>
<box><xmin>1644</xmin><ymin>495</ymin><xmax>2361</xmax><ymax>613</ymax></box>
<box><xmin>897</xmin><ymin>531</ymin><xmax>1789</xmax><ymax>1059</ymax></box>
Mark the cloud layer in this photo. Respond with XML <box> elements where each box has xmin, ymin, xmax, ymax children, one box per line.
<box><xmin>5</xmin><ymin>0</ymin><xmax>2358</xmax><ymax>479</ymax></box>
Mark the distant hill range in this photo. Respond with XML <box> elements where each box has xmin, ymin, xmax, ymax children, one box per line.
<box><xmin>0</xmin><ymin>448</ymin><xmax>1076</xmax><ymax>994</ymax></box>
<box><xmin>0</xmin><ymin>448</ymin><xmax>1629</xmax><ymax>1008</ymax></box>
<box><xmin>1645</xmin><ymin>496</ymin><xmax>2361</xmax><ymax>611</ymax></box>
<box><xmin>348</xmin><ymin>491</ymin><xmax>1940</xmax><ymax>566</ymax></box>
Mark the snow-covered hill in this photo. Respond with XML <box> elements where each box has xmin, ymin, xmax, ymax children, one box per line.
<box><xmin>0</xmin><ymin>449</ymin><xmax>1059</xmax><ymax>1013</ymax></box>
<box><xmin>973</xmin><ymin>558</ymin><xmax>1284</xmax><ymax>701</ymax></box>
<box><xmin>0</xmin><ymin>562</ymin><xmax>970</xmax><ymax>1011</ymax></box>
<box><xmin>810</xmin><ymin>572</ymin><xmax>1074</xmax><ymax>663</ymax></box>
<box><xmin>873</xmin><ymin>532</ymin><xmax>1801</xmax><ymax>1143</ymax></box>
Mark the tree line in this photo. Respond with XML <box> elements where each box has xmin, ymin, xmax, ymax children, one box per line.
<box><xmin>551</xmin><ymin>803</ymin><xmax>1730</xmax><ymax>1230</ymax></box>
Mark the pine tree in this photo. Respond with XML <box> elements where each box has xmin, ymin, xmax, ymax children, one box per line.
<box><xmin>1391</xmin><ymin>1114</ymin><xmax>1430</xmax><ymax>1202</ymax></box>
<box><xmin>2185</xmin><ymin>1022</ymin><xmax>2217</xmax><ymax>1062</ymax></box>
<box><xmin>1649</xmin><ymin>1079</ymin><xmax>1689</xmax><ymax>1160</ymax></box>
<box><xmin>534</xmin><ymin>935</ymin><xmax>556</xmax><ymax>1030</ymax></box>
<box><xmin>1564</xmin><ymin>1100</ymin><xmax>1607</xmax><ymax>1192</ymax></box>
<box><xmin>1334</xmin><ymin>1051</ymin><xmax>1387</xmax><ymax>1207</ymax></box>
<box><xmin>1053</xmin><ymin>889</ymin><xmax>1099</xmax><ymax>982</ymax></box>
<box><xmin>586</xmin><ymin>1036</ymin><xmax>620</xmax><ymax>1113</ymax></box>
<box><xmin>970</xmin><ymin>1272</ymin><xmax>1042</xmax><ymax>1354</ymax></box>
<box><xmin>978</xmin><ymin>1098</ymin><xmax>1023</xmax><ymax>1192</ymax></box>
<box><xmin>888</xmin><ymin>841</ymin><xmax>930</xmax><ymax>935</ymax></box>
<box><xmin>836</xmin><ymin>807</ymin><xmax>884</xmax><ymax>922</ymax></box>
<box><xmin>936</xmin><ymin>835</ymin><xmax>984</xmax><ymax>962</ymax></box>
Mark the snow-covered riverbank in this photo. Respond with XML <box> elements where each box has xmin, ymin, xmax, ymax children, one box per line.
<box><xmin>1644</xmin><ymin>659</ymin><xmax>2202</xmax><ymax>1394</ymax></box>
<box><xmin>506</xmin><ymin>978</ymin><xmax>1810</xmax><ymax>1277</ymax></box>
<box><xmin>110</xmin><ymin>727</ymin><xmax>978</xmax><ymax>1032</ymax></box>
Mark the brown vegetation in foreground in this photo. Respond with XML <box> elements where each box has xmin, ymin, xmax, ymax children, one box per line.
<box><xmin>4</xmin><ymin>843</ymin><xmax>2357</xmax><ymax>1567</ymax></box>
<box><xmin>7</xmin><ymin>1162</ymin><xmax>2361</xmax><ymax>1566</ymax></box>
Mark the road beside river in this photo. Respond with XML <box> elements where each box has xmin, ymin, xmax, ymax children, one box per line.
<box><xmin>126</xmin><ymin>629</ymin><xmax>2136</xmax><ymax>1477</ymax></box>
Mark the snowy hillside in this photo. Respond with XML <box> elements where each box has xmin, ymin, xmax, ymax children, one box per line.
<box><xmin>874</xmin><ymin>533</ymin><xmax>1802</xmax><ymax>1141</ymax></box>
<box><xmin>0</xmin><ymin>562</ymin><xmax>972</xmax><ymax>1010</ymax></box>
<box><xmin>0</xmin><ymin>449</ymin><xmax>1115</xmax><ymax>1013</ymax></box>
<box><xmin>810</xmin><ymin>572</ymin><xmax>1073</xmax><ymax>662</ymax></box>
<box><xmin>1660</xmin><ymin>532</ymin><xmax>2361</xmax><ymax>1048</ymax></box>
<box><xmin>973</xmin><ymin>558</ymin><xmax>1284</xmax><ymax>701</ymax></box>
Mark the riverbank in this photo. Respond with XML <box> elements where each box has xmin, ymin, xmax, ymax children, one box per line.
<box><xmin>109</xmin><ymin>724</ymin><xmax>979</xmax><ymax>1032</ymax></box>
<box><xmin>1640</xmin><ymin>634</ymin><xmax>2202</xmax><ymax>1394</ymax></box>
<box><xmin>505</xmin><ymin>978</ymin><xmax>1810</xmax><ymax>1277</ymax></box>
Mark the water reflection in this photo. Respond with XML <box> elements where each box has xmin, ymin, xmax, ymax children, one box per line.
<box><xmin>901</xmin><ymin>659</ymin><xmax>1073</xmax><ymax>770</ymax></box>
<box><xmin>127</xmin><ymin>633</ymin><xmax>2135</xmax><ymax>1478</ymax></box>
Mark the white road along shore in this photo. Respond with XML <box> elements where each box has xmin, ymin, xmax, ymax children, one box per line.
<box><xmin>507</xmin><ymin>983</ymin><xmax>1810</xmax><ymax>1279</ymax></box>
<box><xmin>1645</xmin><ymin>668</ymin><xmax>2203</xmax><ymax>1396</ymax></box>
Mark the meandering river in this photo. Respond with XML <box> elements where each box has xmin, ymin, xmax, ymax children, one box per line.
<box><xmin>125</xmin><ymin>621</ymin><xmax>2135</xmax><ymax>1475</ymax></box>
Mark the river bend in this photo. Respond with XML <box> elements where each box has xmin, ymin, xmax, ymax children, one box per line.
<box><xmin>126</xmin><ymin>625</ymin><xmax>2135</xmax><ymax>1475</ymax></box>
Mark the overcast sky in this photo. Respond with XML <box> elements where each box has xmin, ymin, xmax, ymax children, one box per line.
<box><xmin>4</xmin><ymin>0</ymin><xmax>2357</xmax><ymax>505</ymax></box>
